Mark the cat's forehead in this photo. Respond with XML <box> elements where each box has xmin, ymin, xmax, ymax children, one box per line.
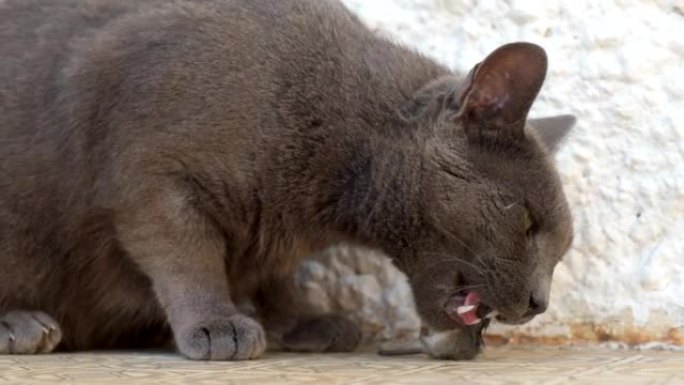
<box><xmin>473</xmin><ymin>145</ymin><xmax>564</xmax><ymax>209</ymax></box>
<box><xmin>427</xmin><ymin>126</ymin><xmax>565</xmax><ymax>209</ymax></box>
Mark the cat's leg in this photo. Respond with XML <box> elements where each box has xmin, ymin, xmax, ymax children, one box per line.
<box><xmin>254</xmin><ymin>275</ymin><xmax>362</xmax><ymax>353</ymax></box>
<box><xmin>0</xmin><ymin>311</ymin><xmax>62</xmax><ymax>354</ymax></box>
<box><xmin>116</xmin><ymin>184</ymin><xmax>266</xmax><ymax>360</ymax></box>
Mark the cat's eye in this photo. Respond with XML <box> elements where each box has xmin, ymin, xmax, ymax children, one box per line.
<box><xmin>524</xmin><ymin>210</ymin><xmax>537</xmax><ymax>236</ymax></box>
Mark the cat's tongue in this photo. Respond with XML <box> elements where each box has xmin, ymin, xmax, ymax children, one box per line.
<box><xmin>445</xmin><ymin>291</ymin><xmax>481</xmax><ymax>326</ymax></box>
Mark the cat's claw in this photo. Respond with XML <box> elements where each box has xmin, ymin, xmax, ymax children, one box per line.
<box><xmin>0</xmin><ymin>311</ymin><xmax>62</xmax><ymax>354</ymax></box>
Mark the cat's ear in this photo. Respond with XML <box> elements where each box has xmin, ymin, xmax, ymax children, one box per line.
<box><xmin>455</xmin><ymin>42</ymin><xmax>547</xmax><ymax>143</ymax></box>
<box><xmin>528</xmin><ymin>114</ymin><xmax>576</xmax><ymax>153</ymax></box>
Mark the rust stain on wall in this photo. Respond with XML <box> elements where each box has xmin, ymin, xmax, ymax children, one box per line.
<box><xmin>484</xmin><ymin>323</ymin><xmax>684</xmax><ymax>347</ymax></box>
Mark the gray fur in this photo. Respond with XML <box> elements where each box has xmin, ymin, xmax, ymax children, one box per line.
<box><xmin>0</xmin><ymin>0</ymin><xmax>573</xmax><ymax>360</ymax></box>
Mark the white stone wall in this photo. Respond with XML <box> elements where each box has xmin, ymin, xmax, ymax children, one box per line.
<box><xmin>300</xmin><ymin>0</ymin><xmax>684</xmax><ymax>347</ymax></box>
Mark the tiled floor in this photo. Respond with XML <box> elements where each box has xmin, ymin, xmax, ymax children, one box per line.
<box><xmin>1</xmin><ymin>346</ymin><xmax>682</xmax><ymax>385</ymax></box>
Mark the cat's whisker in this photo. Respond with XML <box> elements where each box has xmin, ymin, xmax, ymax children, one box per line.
<box><xmin>427</xmin><ymin>218</ymin><xmax>486</xmax><ymax>261</ymax></box>
<box><xmin>420</xmin><ymin>252</ymin><xmax>488</xmax><ymax>278</ymax></box>
<box><xmin>503</xmin><ymin>201</ymin><xmax>519</xmax><ymax>210</ymax></box>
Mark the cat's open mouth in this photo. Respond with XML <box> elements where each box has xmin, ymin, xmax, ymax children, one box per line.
<box><xmin>444</xmin><ymin>290</ymin><xmax>494</xmax><ymax>326</ymax></box>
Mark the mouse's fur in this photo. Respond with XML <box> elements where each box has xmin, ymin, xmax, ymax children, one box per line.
<box><xmin>0</xmin><ymin>0</ymin><xmax>573</xmax><ymax>360</ymax></box>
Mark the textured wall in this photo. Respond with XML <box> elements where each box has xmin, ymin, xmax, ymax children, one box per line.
<box><xmin>299</xmin><ymin>0</ymin><xmax>684</xmax><ymax>348</ymax></box>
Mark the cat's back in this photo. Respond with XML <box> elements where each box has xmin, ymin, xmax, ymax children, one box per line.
<box><xmin>0</xmin><ymin>0</ymin><xmax>391</xmax><ymax>222</ymax></box>
<box><xmin>0</xmin><ymin>0</ymin><xmax>442</xmax><ymax>205</ymax></box>
<box><xmin>1</xmin><ymin>0</ymin><xmax>139</xmax><ymax>133</ymax></box>
<box><xmin>0</xmin><ymin>0</ymin><xmax>371</xmax><ymax>143</ymax></box>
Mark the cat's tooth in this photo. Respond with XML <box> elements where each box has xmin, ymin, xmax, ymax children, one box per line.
<box><xmin>456</xmin><ymin>305</ymin><xmax>476</xmax><ymax>314</ymax></box>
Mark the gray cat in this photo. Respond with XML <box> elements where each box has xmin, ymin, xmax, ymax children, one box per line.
<box><xmin>0</xmin><ymin>0</ymin><xmax>574</xmax><ymax>360</ymax></box>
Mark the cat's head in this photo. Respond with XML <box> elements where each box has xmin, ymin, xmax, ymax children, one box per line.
<box><xmin>395</xmin><ymin>42</ymin><xmax>574</xmax><ymax>358</ymax></box>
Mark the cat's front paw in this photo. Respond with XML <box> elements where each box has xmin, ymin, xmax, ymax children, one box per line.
<box><xmin>280</xmin><ymin>314</ymin><xmax>361</xmax><ymax>353</ymax></box>
<box><xmin>0</xmin><ymin>311</ymin><xmax>62</xmax><ymax>354</ymax></box>
<box><xmin>175</xmin><ymin>314</ymin><xmax>266</xmax><ymax>360</ymax></box>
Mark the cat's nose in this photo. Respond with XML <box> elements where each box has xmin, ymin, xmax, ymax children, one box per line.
<box><xmin>524</xmin><ymin>292</ymin><xmax>548</xmax><ymax>317</ymax></box>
